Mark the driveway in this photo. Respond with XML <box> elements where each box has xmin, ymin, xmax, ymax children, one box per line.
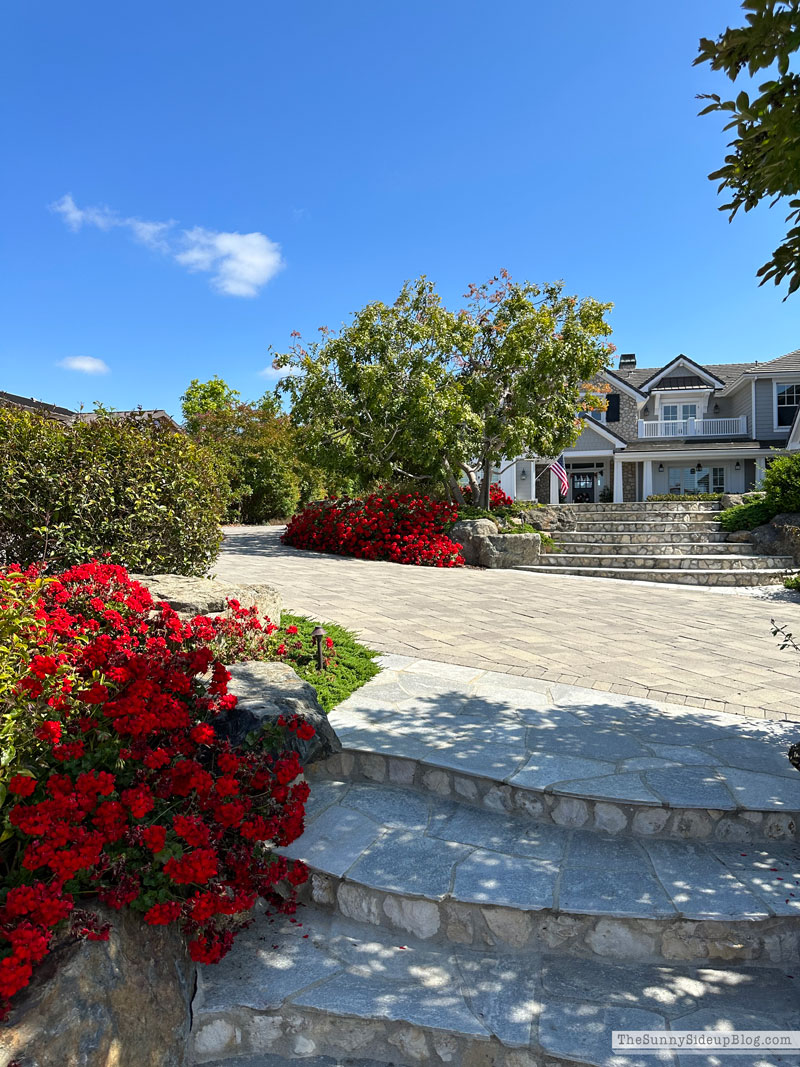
<box><xmin>215</xmin><ymin>526</ymin><xmax>800</xmax><ymax>723</ymax></box>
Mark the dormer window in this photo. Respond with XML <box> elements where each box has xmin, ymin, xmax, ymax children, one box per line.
<box><xmin>662</xmin><ymin>403</ymin><xmax>697</xmax><ymax>421</ymax></box>
<box><xmin>776</xmin><ymin>383</ymin><xmax>800</xmax><ymax>428</ymax></box>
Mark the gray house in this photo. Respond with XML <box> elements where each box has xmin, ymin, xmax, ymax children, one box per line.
<box><xmin>499</xmin><ymin>350</ymin><xmax>800</xmax><ymax>503</ymax></box>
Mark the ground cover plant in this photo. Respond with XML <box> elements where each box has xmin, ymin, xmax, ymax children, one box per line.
<box><xmin>0</xmin><ymin>407</ymin><xmax>228</xmax><ymax>575</ymax></box>
<box><xmin>0</xmin><ymin>562</ymin><xmax>312</xmax><ymax>1019</ymax></box>
<box><xmin>204</xmin><ymin>603</ymin><xmax>380</xmax><ymax>712</ymax></box>
<box><xmin>282</xmin><ymin>492</ymin><xmax>465</xmax><ymax>567</ymax></box>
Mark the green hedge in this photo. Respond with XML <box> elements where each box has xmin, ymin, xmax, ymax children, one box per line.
<box><xmin>0</xmin><ymin>408</ymin><xmax>229</xmax><ymax>575</ymax></box>
<box><xmin>719</xmin><ymin>500</ymin><xmax>775</xmax><ymax>531</ymax></box>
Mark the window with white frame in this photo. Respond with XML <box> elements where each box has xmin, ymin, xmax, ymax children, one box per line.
<box><xmin>662</xmin><ymin>404</ymin><xmax>678</xmax><ymax>421</ymax></box>
<box><xmin>712</xmin><ymin>466</ymin><xmax>725</xmax><ymax>492</ymax></box>
<box><xmin>776</xmin><ymin>383</ymin><xmax>800</xmax><ymax>427</ymax></box>
<box><xmin>661</xmin><ymin>403</ymin><xmax>697</xmax><ymax>421</ymax></box>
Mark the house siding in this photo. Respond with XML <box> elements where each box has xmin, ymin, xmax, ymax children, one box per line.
<box><xmin>754</xmin><ymin>378</ymin><xmax>791</xmax><ymax>439</ymax></box>
<box><xmin>572</xmin><ymin>422</ymin><xmax>616</xmax><ymax>452</ymax></box>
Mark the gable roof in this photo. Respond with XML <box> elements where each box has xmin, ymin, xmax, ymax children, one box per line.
<box><xmin>635</xmin><ymin>355</ymin><xmax>725</xmax><ymax>391</ymax></box>
<box><xmin>576</xmin><ymin>414</ymin><xmax>627</xmax><ymax>447</ymax></box>
<box><xmin>601</xmin><ymin>367</ymin><xmax>647</xmax><ymax>401</ymax></box>
<box><xmin>615</xmin><ymin>360</ymin><xmax>760</xmax><ymax>394</ymax></box>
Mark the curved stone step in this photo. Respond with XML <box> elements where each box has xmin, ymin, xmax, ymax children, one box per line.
<box><xmin>324</xmin><ymin>657</ymin><xmax>800</xmax><ymax>841</ymax></box>
<box><xmin>536</xmin><ymin>554</ymin><xmax>793</xmax><ymax>570</ymax></box>
<box><xmin>191</xmin><ymin>906</ymin><xmax>800</xmax><ymax>1067</ymax></box>
<box><xmin>555</xmin><ymin>502</ymin><xmax>721</xmax><ymax>513</ymax></box>
<box><xmin>569</xmin><ymin>521</ymin><xmax>722</xmax><ymax>532</ymax></box>
<box><xmin>516</xmin><ymin>566</ymin><xmax>792</xmax><ymax>585</ymax></box>
<box><xmin>284</xmin><ymin>778</ymin><xmax>800</xmax><ymax>963</ymax></box>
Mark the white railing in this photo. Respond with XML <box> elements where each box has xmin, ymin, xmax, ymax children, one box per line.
<box><xmin>637</xmin><ymin>416</ymin><xmax>748</xmax><ymax>439</ymax></box>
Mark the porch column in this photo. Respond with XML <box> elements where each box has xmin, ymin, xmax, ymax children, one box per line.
<box><xmin>498</xmin><ymin>458</ymin><xmax>517</xmax><ymax>501</ymax></box>
<box><xmin>613</xmin><ymin>457</ymin><xmax>624</xmax><ymax>502</ymax></box>
<box><xmin>755</xmin><ymin>456</ymin><xmax>767</xmax><ymax>488</ymax></box>
<box><xmin>549</xmin><ymin>468</ymin><xmax>561</xmax><ymax>504</ymax></box>
<box><xmin>642</xmin><ymin>460</ymin><xmax>653</xmax><ymax>500</ymax></box>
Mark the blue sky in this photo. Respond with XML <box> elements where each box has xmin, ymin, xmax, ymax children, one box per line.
<box><xmin>2</xmin><ymin>0</ymin><xmax>798</xmax><ymax>417</ymax></box>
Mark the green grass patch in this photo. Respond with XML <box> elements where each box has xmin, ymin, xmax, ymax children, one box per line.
<box><xmin>281</xmin><ymin>612</ymin><xmax>381</xmax><ymax>712</ymax></box>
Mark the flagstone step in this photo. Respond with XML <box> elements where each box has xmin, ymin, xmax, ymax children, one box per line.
<box><xmin>516</xmin><ymin>565</ymin><xmax>792</xmax><ymax>585</ymax></box>
<box><xmin>324</xmin><ymin>657</ymin><xmax>800</xmax><ymax>841</ymax></box>
<box><xmin>191</xmin><ymin>907</ymin><xmax>800</xmax><ymax>1067</ymax></box>
<box><xmin>569</xmin><ymin>520</ymin><xmax>722</xmax><ymax>532</ymax></box>
<box><xmin>552</xmin><ymin>540</ymin><xmax>755</xmax><ymax>555</ymax></box>
<box><xmin>535</xmin><ymin>554</ymin><xmax>793</xmax><ymax>571</ymax></box>
<box><xmin>567</xmin><ymin>512</ymin><xmax>723</xmax><ymax>524</ymax></box>
<box><xmin>284</xmin><ymin>778</ymin><xmax>800</xmax><ymax>963</ymax></box>
<box><xmin>554</xmin><ymin>529</ymin><xmax>732</xmax><ymax>544</ymax></box>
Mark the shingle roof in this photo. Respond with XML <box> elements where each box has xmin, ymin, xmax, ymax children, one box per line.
<box><xmin>747</xmin><ymin>348</ymin><xmax>800</xmax><ymax>375</ymax></box>
<box><xmin>0</xmin><ymin>391</ymin><xmax>76</xmax><ymax>423</ymax></box>
<box><xmin>615</xmin><ymin>361</ymin><xmax>760</xmax><ymax>390</ymax></box>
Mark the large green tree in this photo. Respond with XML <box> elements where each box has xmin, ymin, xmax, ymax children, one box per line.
<box><xmin>274</xmin><ymin>273</ymin><xmax>613</xmax><ymax>508</ymax></box>
<box><xmin>696</xmin><ymin>0</ymin><xmax>800</xmax><ymax>295</ymax></box>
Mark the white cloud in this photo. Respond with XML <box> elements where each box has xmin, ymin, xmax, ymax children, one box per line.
<box><xmin>50</xmin><ymin>194</ymin><xmax>283</xmax><ymax>297</ymax></box>
<box><xmin>59</xmin><ymin>356</ymin><xmax>110</xmax><ymax>375</ymax></box>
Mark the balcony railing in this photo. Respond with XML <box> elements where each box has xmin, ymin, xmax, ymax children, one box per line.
<box><xmin>637</xmin><ymin>415</ymin><xmax>748</xmax><ymax>439</ymax></box>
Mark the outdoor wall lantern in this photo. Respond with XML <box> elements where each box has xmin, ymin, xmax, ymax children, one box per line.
<box><xmin>658</xmin><ymin>463</ymin><xmax>664</xmax><ymax>472</ymax></box>
<box><xmin>643</xmin><ymin>405</ymin><xmax>650</xmax><ymax>417</ymax></box>
<box><xmin>735</xmin><ymin>461</ymin><xmax>741</xmax><ymax>471</ymax></box>
<box><xmin>713</xmin><ymin>403</ymin><xmax>720</xmax><ymax>414</ymax></box>
<box><xmin>695</xmin><ymin>462</ymin><xmax>703</xmax><ymax>472</ymax></box>
<box><xmin>519</xmin><ymin>468</ymin><xmax>527</xmax><ymax>480</ymax></box>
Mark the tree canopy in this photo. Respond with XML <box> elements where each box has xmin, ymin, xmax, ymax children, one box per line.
<box><xmin>274</xmin><ymin>273</ymin><xmax>614</xmax><ymax>507</ymax></box>
<box><xmin>696</xmin><ymin>0</ymin><xmax>800</xmax><ymax>295</ymax></box>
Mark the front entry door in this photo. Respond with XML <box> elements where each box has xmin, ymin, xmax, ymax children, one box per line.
<box><xmin>571</xmin><ymin>472</ymin><xmax>595</xmax><ymax>503</ymax></box>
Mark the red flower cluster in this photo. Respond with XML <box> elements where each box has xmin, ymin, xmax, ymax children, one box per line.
<box><xmin>282</xmin><ymin>492</ymin><xmax>465</xmax><ymax>567</ymax></box>
<box><xmin>0</xmin><ymin>561</ymin><xmax>311</xmax><ymax>1018</ymax></box>
<box><xmin>462</xmin><ymin>482</ymin><xmax>514</xmax><ymax>508</ymax></box>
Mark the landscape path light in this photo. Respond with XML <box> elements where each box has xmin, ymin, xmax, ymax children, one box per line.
<box><xmin>311</xmin><ymin>625</ymin><xmax>326</xmax><ymax>671</ymax></box>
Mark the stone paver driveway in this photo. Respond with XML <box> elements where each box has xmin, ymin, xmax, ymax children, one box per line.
<box><xmin>215</xmin><ymin>526</ymin><xmax>800</xmax><ymax>722</ymax></box>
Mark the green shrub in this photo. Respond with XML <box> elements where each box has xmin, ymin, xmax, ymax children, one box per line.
<box><xmin>647</xmin><ymin>493</ymin><xmax>723</xmax><ymax>502</ymax></box>
<box><xmin>719</xmin><ymin>500</ymin><xmax>775</xmax><ymax>531</ymax></box>
<box><xmin>0</xmin><ymin>408</ymin><xmax>228</xmax><ymax>575</ymax></box>
<box><xmin>784</xmin><ymin>573</ymin><xmax>800</xmax><ymax>592</ymax></box>
<box><xmin>764</xmin><ymin>454</ymin><xmax>800</xmax><ymax>514</ymax></box>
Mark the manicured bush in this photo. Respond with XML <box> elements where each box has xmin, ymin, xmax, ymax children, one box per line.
<box><xmin>719</xmin><ymin>500</ymin><xmax>775</xmax><ymax>531</ymax></box>
<box><xmin>282</xmin><ymin>493</ymin><xmax>464</xmax><ymax>567</ymax></box>
<box><xmin>764</xmin><ymin>455</ymin><xmax>800</xmax><ymax>515</ymax></box>
<box><xmin>0</xmin><ymin>562</ymin><xmax>310</xmax><ymax>1018</ymax></box>
<box><xmin>0</xmin><ymin>408</ymin><xmax>228</xmax><ymax>575</ymax></box>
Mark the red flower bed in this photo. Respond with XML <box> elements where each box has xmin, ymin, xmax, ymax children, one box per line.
<box><xmin>0</xmin><ymin>562</ymin><xmax>310</xmax><ymax>1018</ymax></box>
<box><xmin>282</xmin><ymin>492</ymin><xmax>465</xmax><ymax>567</ymax></box>
<box><xmin>462</xmin><ymin>482</ymin><xmax>514</xmax><ymax>508</ymax></box>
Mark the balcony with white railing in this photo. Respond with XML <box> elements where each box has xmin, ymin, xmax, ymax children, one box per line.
<box><xmin>637</xmin><ymin>415</ymin><xmax>748</xmax><ymax>439</ymax></box>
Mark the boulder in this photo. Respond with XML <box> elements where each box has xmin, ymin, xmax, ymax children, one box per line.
<box><xmin>752</xmin><ymin>513</ymin><xmax>800</xmax><ymax>563</ymax></box>
<box><xmin>0</xmin><ymin>905</ymin><xmax>194</xmax><ymax>1067</ymax></box>
<box><xmin>449</xmin><ymin>519</ymin><xmax>498</xmax><ymax>565</ymax></box>
<box><xmin>217</xmin><ymin>661</ymin><xmax>342</xmax><ymax>765</ymax></box>
<box><xmin>477</xmin><ymin>532</ymin><xmax>542</xmax><ymax>569</ymax></box>
<box><xmin>521</xmin><ymin>506</ymin><xmax>575</xmax><ymax>532</ymax></box>
<box><xmin>132</xmin><ymin>573</ymin><xmax>282</xmax><ymax>625</ymax></box>
<box><xmin>720</xmin><ymin>493</ymin><xmax>744</xmax><ymax>509</ymax></box>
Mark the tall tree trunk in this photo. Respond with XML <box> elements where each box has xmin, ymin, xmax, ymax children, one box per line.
<box><xmin>443</xmin><ymin>459</ymin><xmax>466</xmax><ymax>506</ymax></box>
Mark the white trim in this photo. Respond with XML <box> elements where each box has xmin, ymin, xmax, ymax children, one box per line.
<box><xmin>564</xmin><ymin>448</ymin><xmax>616</xmax><ymax>457</ymax></box>
<box><xmin>613</xmin><ymin>457</ymin><xmax>624</xmax><ymax>503</ymax></box>
<box><xmin>751</xmin><ymin>378</ymin><xmax>757</xmax><ymax>440</ymax></box>
<box><xmin>772</xmin><ymin>379</ymin><xmax>800</xmax><ymax>432</ymax></box>
<box><xmin>622</xmin><ymin>447</ymin><xmax>783</xmax><ymax>461</ymax></box>
<box><xmin>642</xmin><ymin>460</ymin><xmax>654</xmax><ymax>498</ymax></box>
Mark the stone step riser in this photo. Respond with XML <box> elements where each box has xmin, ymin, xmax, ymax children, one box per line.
<box><xmin>517</xmin><ymin>566</ymin><xmax>790</xmax><ymax>585</ymax></box>
<box><xmin>304</xmin><ymin>871</ymin><xmax>799</xmax><ymax>966</ymax></box>
<box><xmin>552</xmin><ymin>542</ymin><xmax>754</xmax><ymax>555</ymax></box>
<box><xmin>552</xmin><ymin>531</ymin><xmax>732</xmax><ymax>544</ymax></box>
<box><xmin>312</xmin><ymin>754</ymin><xmax>799</xmax><ymax>844</ymax></box>
<box><xmin>537</xmin><ymin>555</ymin><xmax>792</xmax><ymax>571</ymax></box>
<box><xmin>565</xmin><ymin>513</ymin><xmax>723</xmax><ymax>524</ymax></box>
<box><xmin>569</xmin><ymin>521</ymin><xmax>722</xmax><ymax>532</ymax></box>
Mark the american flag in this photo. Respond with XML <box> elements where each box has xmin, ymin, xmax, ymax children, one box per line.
<box><xmin>549</xmin><ymin>457</ymin><xmax>569</xmax><ymax>498</ymax></box>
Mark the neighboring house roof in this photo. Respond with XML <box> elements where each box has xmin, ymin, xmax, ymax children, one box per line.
<box><xmin>0</xmin><ymin>392</ymin><xmax>180</xmax><ymax>430</ymax></box>
<box><xmin>0</xmin><ymin>391</ymin><xmax>76</xmax><ymax>424</ymax></box>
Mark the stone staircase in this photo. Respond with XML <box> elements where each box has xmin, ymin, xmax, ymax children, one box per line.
<box><xmin>518</xmin><ymin>502</ymin><xmax>797</xmax><ymax>586</ymax></box>
<box><xmin>192</xmin><ymin>657</ymin><xmax>800</xmax><ymax>1067</ymax></box>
